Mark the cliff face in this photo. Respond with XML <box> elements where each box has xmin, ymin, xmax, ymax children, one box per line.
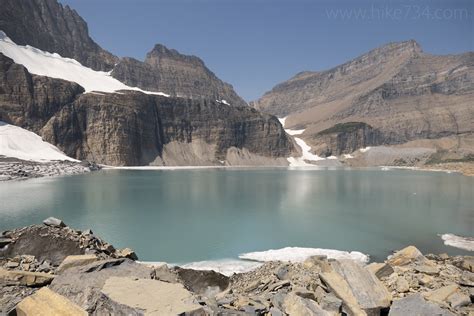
<box><xmin>112</xmin><ymin>44</ymin><xmax>248</xmax><ymax>107</ymax></box>
<box><xmin>0</xmin><ymin>54</ymin><xmax>294</xmax><ymax>166</ymax></box>
<box><xmin>0</xmin><ymin>0</ymin><xmax>118</xmax><ymax>71</ymax></box>
<box><xmin>0</xmin><ymin>53</ymin><xmax>84</xmax><ymax>133</ymax></box>
<box><xmin>41</xmin><ymin>93</ymin><xmax>292</xmax><ymax>166</ymax></box>
<box><xmin>252</xmin><ymin>41</ymin><xmax>474</xmax><ymax>156</ymax></box>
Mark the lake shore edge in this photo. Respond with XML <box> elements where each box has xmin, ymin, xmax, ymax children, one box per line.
<box><xmin>1</xmin><ymin>219</ymin><xmax>472</xmax><ymax>315</ymax></box>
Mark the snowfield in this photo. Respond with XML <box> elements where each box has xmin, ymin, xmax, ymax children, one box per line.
<box><xmin>0</xmin><ymin>121</ymin><xmax>78</xmax><ymax>162</ymax></box>
<box><xmin>0</xmin><ymin>31</ymin><xmax>169</xmax><ymax>96</ymax></box>
<box><xmin>278</xmin><ymin>117</ymin><xmax>327</xmax><ymax>167</ymax></box>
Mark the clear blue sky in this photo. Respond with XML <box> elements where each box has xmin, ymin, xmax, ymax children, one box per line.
<box><xmin>59</xmin><ymin>0</ymin><xmax>473</xmax><ymax>101</ymax></box>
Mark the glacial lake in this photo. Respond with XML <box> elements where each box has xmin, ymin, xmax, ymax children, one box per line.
<box><xmin>1</xmin><ymin>168</ymin><xmax>473</xmax><ymax>264</ymax></box>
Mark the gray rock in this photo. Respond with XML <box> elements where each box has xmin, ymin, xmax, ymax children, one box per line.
<box><xmin>329</xmin><ymin>259</ymin><xmax>392</xmax><ymax>314</ymax></box>
<box><xmin>50</xmin><ymin>259</ymin><xmax>154</xmax><ymax>313</ymax></box>
<box><xmin>174</xmin><ymin>267</ymin><xmax>229</xmax><ymax>296</ymax></box>
<box><xmin>0</xmin><ymin>237</ymin><xmax>12</xmax><ymax>248</ymax></box>
<box><xmin>389</xmin><ymin>294</ymin><xmax>455</xmax><ymax>316</ymax></box>
<box><xmin>43</xmin><ymin>217</ymin><xmax>66</xmax><ymax>228</ymax></box>
<box><xmin>319</xmin><ymin>293</ymin><xmax>342</xmax><ymax>314</ymax></box>
<box><xmin>283</xmin><ymin>292</ymin><xmax>330</xmax><ymax>316</ymax></box>
<box><xmin>366</xmin><ymin>262</ymin><xmax>394</xmax><ymax>279</ymax></box>
<box><xmin>0</xmin><ymin>0</ymin><xmax>118</xmax><ymax>71</ymax></box>
<box><xmin>447</xmin><ymin>291</ymin><xmax>471</xmax><ymax>309</ymax></box>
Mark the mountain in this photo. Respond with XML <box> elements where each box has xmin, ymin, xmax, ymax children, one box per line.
<box><xmin>112</xmin><ymin>44</ymin><xmax>248</xmax><ymax>107</ymax></box>
<box><xmin>0</xmin><ymin>0</ymin><xmax>295</xmax><ymax>166</ymax></box>
<box><xmin>252</xmin><ymin>41</ymin><xmax>474</xmax><ymax>158</ymax></box>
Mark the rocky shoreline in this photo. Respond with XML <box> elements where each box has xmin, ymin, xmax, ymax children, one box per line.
<box><xmin>0</xmin><ymin>158</ymin><xmax>100</xmax><ymax>181</ymax></box>
<box><xmin>0</xmin><ymin>220</ymin><xmax>473</xmax><ymax>315</ymax></box>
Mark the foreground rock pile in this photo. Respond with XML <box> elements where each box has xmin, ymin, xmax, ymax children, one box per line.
<box><xmin>1</xmin><ymin>220</ymin><xmax>473</xmax><ymax>315</ymax></box>
<box><xmin>0</xmin><ymin>159</ymin><xmax>100</xmax><ymax>181</ymax></box>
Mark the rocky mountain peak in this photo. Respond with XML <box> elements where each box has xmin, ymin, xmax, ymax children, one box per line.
<box><xmin>0</xmin><ymin>0</ymin><xmax>118</xmax><ymax>71</ymax></box>
<box><xmin>145</xmin><ymin>43</ymin><xmax>206</xmax><ymax>69</ymax></box>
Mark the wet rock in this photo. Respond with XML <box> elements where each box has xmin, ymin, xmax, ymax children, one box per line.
<box><xmin>43</xmin><ymin>217</ymin><xmax>66</xmax><ymax>228</ymax></box>
<box><xmin>0</xmin><ymin>268</ymin><xmax>54</xmax><ymax>287</ymax></box>
<box><xmin>57</xmin><ymin>254</ymin><xmax>99</xmax><ymax>273</ymax></box>
<box><xmin>15</xmin><ymin>287</ymin><xmax>87</xmax><ymax>316</ymax></box>
<box><xmin>389</xmin><ymin>294</ymin><xmax>455</xmax><ymax>316</ymax></box>
<box><xmin>100</xmin><ymin>276</ymin><xmax>204</xmax><ymax>315</ymax></box>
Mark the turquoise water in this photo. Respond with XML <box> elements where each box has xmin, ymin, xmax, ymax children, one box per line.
<box><xmin>0</xmin><ymin>168</ymin><xmax>473</xmax><ymax>263</ymax></box>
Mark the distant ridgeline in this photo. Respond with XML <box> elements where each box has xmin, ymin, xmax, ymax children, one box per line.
<box><xmin>252</xmin><ymin>40</ymin><xmax>474</xmax><ymax>161</ymax></box>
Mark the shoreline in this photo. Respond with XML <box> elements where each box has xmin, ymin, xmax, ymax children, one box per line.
<box><xmin>1</xmin><ymin>220</ymin><xmax>473</xmax><ymax>315</ymax></box>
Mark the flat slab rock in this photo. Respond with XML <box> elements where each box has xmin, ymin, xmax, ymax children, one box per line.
<box><xmin>101</xmin><ymin>277</ymin><xmax>204</xmax><ymax>315</ymax></box>
<box><xmin>327</xmin><ymin>259</ymin><xmax>392</xmax><ymax>314</ymax></box>
<box><xmin>389</xmin><ymin>294</ymin><xmax>455</xmax><ymax>316</ymax></box>
<box><xmin>16</xmin><ymin>287</ymin><xmax>87</xmax><ymax>316</ymax></box>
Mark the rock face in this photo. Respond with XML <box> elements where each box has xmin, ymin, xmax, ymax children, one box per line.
<box><xmin>0</xmin><ymin>53</ymin><xmax>294</xmax><ymax>166</ymax></box>
<box><xmin>40</xmin><ymin>91</ymin><xmax>294</xmax><ymax>166</ymax></box>
<box><xmin>112</xmin><ymin>44</ymin><xmax>248</xmax><ymax>107</ymax></box>
<box><xmin>0</xmin><ymin>0</ymin><xmax>118</xmax><ymax>71</ymax></box>
<box><xmin>252</xmin><ymin>41</ymin><xmax>474</xmax><ymax>157</ymax></box>
<box><xmin>0</xmin><ymin>53</ymin><xmax>84</xmax><ymax>134</ymax></box>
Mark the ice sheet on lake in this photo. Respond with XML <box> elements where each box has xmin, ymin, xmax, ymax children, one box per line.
<box><xmin>441</xmin><ymin>233</ymin><xmax>474</xmax><ymax>251</ymax></box>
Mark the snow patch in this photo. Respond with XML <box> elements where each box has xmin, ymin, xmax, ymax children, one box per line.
<box><xmin>216</xmin><ymin>99</ymin><xmax>230</xmax><ymax>106</ymax></box>
<box><xmin>178</xmin><ymin>259</ymin><xmax>263</xmax><ymax>276</ymax></box>
<box><xmin>239</xmin><ymin>247</ymin><xmax>369</xmax><ymax>264</ymax></box>
<box><xmin>441</xmin><ymin>233</ymin><xmax>474</xmax><ymax>251</ymax></box>
<box><xmin>0</xmin><ymin>31</ymin><xmax>169</xmax><ymax>96</ymax></box>
<box><xmin>343</xmin><ymin>154</ymin><xmax>354</xmax><ymax>159</ymax></box>
<box><xmin>0</xmin><ymin>121</ymin><xmax>78</xmax><ymax>162</ymax></box>
<box><xmin>359</xmin><ymin>147</ymin><xmax>372</xmax><ymax>153</ymax></box>
<box><xmin>279</xmin><ymin>117</ymin><xmax>328</xmax><ymax>167</ymax></box>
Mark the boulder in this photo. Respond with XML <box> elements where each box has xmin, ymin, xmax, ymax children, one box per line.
<box><xmin>388</xmin><ymin>294</ymin><xmax>455</xmax><ymax>316</ymax></box>
<box><xmin>446</xmin><ymin>291</ymin><xmax>471</xmax><ymax>309</ymax></box>
<box><xmin>174</xmin><ymin>267</ymin><xmax>230</xmax><ymax>296</ymax></box>
<box><xmin>456</xmin><ymin>256</ymin><xmax>474</xmax><ymax>272</ymax></box>
<box><xmin>387</xmin><ymin>246</ymin><xmax>425</xmax><ymax>266</ymax></box>
<box><xmin>50</xmin><ymin>259</ymin><xmax>154</xmax><ymax>313</ymax></box>
<box><xmin>321</xmin><ymin>259</ymin><xmax>393</xmax><ymax>314</ymax></box>
<box><xmin>101</xmin><ymin>277</ymin><xmax>204</xmax><ymax>315</ymax></box>
<box><xmin>319</xmin><ymin>266</ymin><xmax>366</xmax><ymax>315</ymax></box>
<box><xmin>423</xmin><ymin>284</ymin><xmax>459</xmax><ymax>305</ymax></box>
<box><xmin>0</xmin><ymin>237</ymin><xmax>12</xmax><ymax>248</ymax></box>
<box><xmin>283</xmin><ymin>292</ymin><xmax>331</xmax><ymax>316</ymax></box>
<box><xmin>15</xmin><ymin>287</ymin><xmax>87</xmax><ymax>316</ymax></box>
<box><xmin>57</xmin><ymin>254</ymin><xmax>99</xmax><ymax>273</ymax></box>
<box><xmin>116</xmin><ymin>247</ymin><xmax>138</xmax><ymax>260</ymax></box>
<box><xmin>43</xmin><ymin>217</ymin><xmax>66</xmax><ymax>227</ymax></box>
<box><xmin>330</xmin><ymin>260</ymin><xmax>392</xmax><ymax>315</ymax></box>
<box><xmin>0</xmin><ymin>268</ymin><xmax>54</xmax><ymax>287</ymax></box>
<box><xmin>366</xmin><ymin>262</ymin><xmax>394</xmax><ymax>279</ymax></box>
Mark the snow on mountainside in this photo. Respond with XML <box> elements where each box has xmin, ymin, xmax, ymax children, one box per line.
<box><xmin>0</xmin><ymin>31</ymin><xmax>169</xmax><ymax>96</ymax></box>
<box><xmin>0</xmin><ymin>121</ymin><xmax>78</xmax><ymax>162</ymax></box>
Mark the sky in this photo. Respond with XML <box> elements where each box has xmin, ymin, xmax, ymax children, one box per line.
<box><xmin>59</xmin><ymin>0</ymin><xmax>473</xmax><ymax>101</ymax></box>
